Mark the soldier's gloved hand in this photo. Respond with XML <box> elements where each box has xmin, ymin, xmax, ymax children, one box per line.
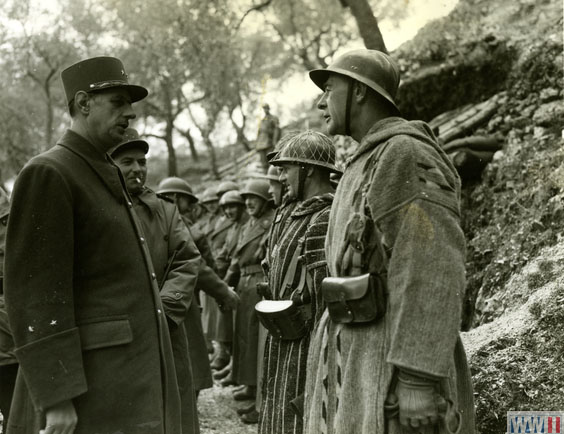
<box><xmin>395</xmin><ymin>369</ymin><xmax>440</xmax><ymax>430</ymax></box>
<box><xmin>218</xmin><ymin>286</ymin><xmax>239</xmax><ymax>311</ymax></box>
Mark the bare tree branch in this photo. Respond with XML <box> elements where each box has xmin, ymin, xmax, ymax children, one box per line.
<box><xmin>235</xmin><ymin>0</ymin><xmax>274</xmax><ymax>31</ymax></box>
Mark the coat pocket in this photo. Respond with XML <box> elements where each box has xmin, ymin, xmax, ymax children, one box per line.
<box><xmin>78</xmin><ymin>318</ymin><xmax>133</xmax><ymax>351</ymax></box>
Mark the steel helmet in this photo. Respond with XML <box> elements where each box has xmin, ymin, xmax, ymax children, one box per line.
<box><xmin>216</xmin><ymin>180</ymin><xmax>239</xmax><ymax>198</ymax></box>
<box><xmin>240</xmin><ymin>179</ymin><xmax>270</xmax><ymax>201</ymax></box>
<box><xmin>157</xmin><ymin>177</ymin><xmax>198</xmax><ymax>202</ymax></box>
<box><xmin>309</xmin><ymin>49</ymin><xmax>400</xmax><ymax>111</ymax></box>
<box><xmin>270</xmin><ymin>130</ymin><xmax>341</xmax><ymax>173</ymax></box>
<box><xmin>265</xmin><ymin>165</ymin><xmax>281</xmax><ymax>182</ymax></box>
<box><xmin>266</xmin><ymin>130</ymin><xmax>301</xmax><ymax>162</ymax></box>
<box><xmin>201</xmin><ymin>186</ymin><xmax>219</xmax><ymax>203</ymax></box>
<box><xmin>219</xmin><ymin>190</ymin><xmax>245</xmax><ymax>206</ymax></box>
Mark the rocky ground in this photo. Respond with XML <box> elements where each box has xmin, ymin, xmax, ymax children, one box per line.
<box><xmin>198</xmin><ymin>383</ymin><xmax>256</xmax><ymax>434</ymax></box>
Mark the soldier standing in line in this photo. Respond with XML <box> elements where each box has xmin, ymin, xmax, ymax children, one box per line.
<box><xmin>224</xmin><ymin>180</ymin><xmax>274</xmax><ymax>411</ymax></box>
<box><xmin>258</xmin><ymin>131</ymin><xmax>337</xmax><ymax>434</ymax></box>
<box><xmin>198</xmin><ymin>186</ymin><xmax>222</xmax><ymax>353</ymax></box>
<box><xmin>256</xmin><ymin>103</ymin><xmax>281</xmax><ymax>172</ymax></box>
<box><xmin>304</xmin><ymin>49</ymin><xmax>475</xmax><ymax>434</ymax></box>
<box><xmin>207</xmin><ymin>180</ymin><xmax>241</xmax><ymax>371</ymax></box>
<box><xmin>156</xmin><ymin>177</ymin><xmax>241</xmax><ymax>397</ymax></box>
<box><xmin>212</xmin><ymin>191</ymin><xmax>250</xmax><ymax>387</ymax></box>
<box><xmin>110</xmin><ymin>131</ymin><xmax>202</xmax><ymax>434</ymax></box>
<box><xmin>4</xmin><ymin>56</ymin><xmax>181</xmax><ymax>434</ymax></box>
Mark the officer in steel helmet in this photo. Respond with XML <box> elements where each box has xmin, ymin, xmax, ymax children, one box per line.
<box><xmin>304</xmin><ymin>50</ymin><xmax>475</xmax><ymax>434</ymax></box>
<box><xmin>258</xmin><ymin>131</ymin><xmax>337</xmax><ymax>434</ymax></box>
<box><xmin>224</xmin><ymin>179</ymin><xmax>274</xmax><ymax>412</ymax></box>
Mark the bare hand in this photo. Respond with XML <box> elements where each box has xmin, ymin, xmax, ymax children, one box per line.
<box><xmin>39</xmin><ymin>400</ymin><xmax>77</xmax><ymax>434</ymax></box>
<box><xmin>219</xmin><ymin>287</ymin><xmax>240</xmax><ymax>311</ymax></box>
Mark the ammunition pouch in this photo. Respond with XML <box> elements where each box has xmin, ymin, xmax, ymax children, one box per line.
<box><xmin>255</xmin><ymin>300</ymin><xmax>311</xmax><ymax>340</ymax></box>
<box><xmin>321</xmin><ymin>273</ymin><xmax>386</xmax><ymax>324</ymax></box>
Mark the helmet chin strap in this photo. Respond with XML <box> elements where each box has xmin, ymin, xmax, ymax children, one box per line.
<box><xmin>345</xmin><ymin>78</ymin><xmax>354</xmax><ymax>136</ymax></box>
<box><xmin>297</xmin><ymin>165</ymin><xmax>307</xmax><ymax>201</ymax></box>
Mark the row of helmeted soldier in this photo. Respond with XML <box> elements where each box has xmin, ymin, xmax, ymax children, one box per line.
<box><xmin>0</xmin><ymin>50</ymin><xmax>476</xmax><ymax>434</ymax></box>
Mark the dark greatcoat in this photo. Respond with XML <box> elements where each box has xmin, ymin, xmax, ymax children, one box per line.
<box><xmin>4</xmin><ymin>130</ymin><xmax>181</xmax><ymax>434</ymax></box>
<box><xmin>226</xmin><ymin>208</ymin><xmax>274</xmax><ymax>386</ymax></box>
<box><xmin>134</xmin><ymin>189</ymin><xmax>201</xmax><ymax>434</ymax></box>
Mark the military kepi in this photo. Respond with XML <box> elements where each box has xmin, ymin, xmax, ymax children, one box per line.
<box><xmin>61</xmin><ymin>56</ymin><xmax>148</xmax><ymax>105</ymax></box>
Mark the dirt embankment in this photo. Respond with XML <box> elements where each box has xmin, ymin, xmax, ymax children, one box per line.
<box><xmin>394</xmin><ymin>0</ymin><xmax>563</xmax><ymax>432</ymax></box>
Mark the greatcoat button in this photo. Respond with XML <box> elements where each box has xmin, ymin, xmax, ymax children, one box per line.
<box><xmin>151</xmin><ymin>272</ymin><xmax>157</xmax><ymax>279</ymax></box>
<box><xmin>140</xmin><ymin>237</ymin><xmax>145</xmax><ymax>243</ymax></box>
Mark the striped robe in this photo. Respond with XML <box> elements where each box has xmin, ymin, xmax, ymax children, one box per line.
<box><xmin>258</xmin><ymin>194</ymin><xmax>333</xmax><ymax>434</ymax></box>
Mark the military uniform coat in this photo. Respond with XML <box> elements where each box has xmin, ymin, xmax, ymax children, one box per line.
<box><xmin>204</xmin><ymin>215</ymin><xmax>235</xmax><ymax>341</ymax></box>
<box><xmin>134</xmin><ymin>189</ymin><xmax>201</xmax><ymax>434</ymax></box>
<box><xmin>258</xmin><ymin>195</ymin><xmax>332</xmax><ymax>434</ymax></box>
<box><xmin>181</xmin><ymin>214</ymin><xmax>235</xmax><ymax>391</ymax></box>
<box><xmin>304</xmin><ymin>118</ymin><xmax>475</xmax><ymax>434</ymax></box>
<box><xmin>213</xmin><ymin>213</ymin><xmax>248</xmax><ymax>342</ymax></box>
<box><xmin>4</xmin><ymin>130</ymin><xmax>181</xmax><ymax>434</ymax></box>
<box><xmin>226</xmin><ymin>209</ymin><xmax>274</xmax><ymax>386</ymax></box>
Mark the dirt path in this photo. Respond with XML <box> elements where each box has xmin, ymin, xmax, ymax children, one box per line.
<box><xmin>198</xmin><ymin>383</ymin><xmax>258</xmax><ymax>434</ymax></box>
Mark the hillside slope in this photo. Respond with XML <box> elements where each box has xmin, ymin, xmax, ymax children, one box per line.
<box><xmin>395</xmin><ymin>0</ymin><xmax>563</xmax><ymax>432</ymax></box>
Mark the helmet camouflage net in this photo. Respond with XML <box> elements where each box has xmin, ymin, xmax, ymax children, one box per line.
<box><xmin>270</xmin><ymin>130</ymin><xmax>341</xmax><ymax>173</ymax></box>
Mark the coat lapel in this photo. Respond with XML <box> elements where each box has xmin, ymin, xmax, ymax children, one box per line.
<box><xmin>210</xmin><ymin>217</ymin><xmax>234</xmax><ymax>239</ymax></box>
<box><xmin>57</xmin><ymin>130</ymin><xmax>125</xmax><ymax>202</ymax></box>
<box><xmin>235</xmin><ymin>209</ymin><xmax>273</xmax><ymax>253</ymax></box>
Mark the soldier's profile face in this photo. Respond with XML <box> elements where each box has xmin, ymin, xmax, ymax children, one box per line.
<box><xmin>268</xmin><ymin>179</ymin><xmax>283</xmax><ymax>207</ymax></box>
<box><xmin>87</xmin><ymin>88</ymin><xmax>136</xmax><ymax>149</ymax></box>
<box><xmin>317</xmin><ymin>74</ymin><xmax>348</xmax><ymax>136</ymax></box>
<box><xmin>277</xmin><ymin>164</ymin><xmax>300</xmax><ymax>200</ymax></box>
<box><xmin>113</xmin><ymin>148</ymin><xmax>147</xmax><ymax>196</ymax></box>
<box><xmin>245</xmin><ymin>195</ymin><xmax>265</xmax><ymax>217</ymax></box>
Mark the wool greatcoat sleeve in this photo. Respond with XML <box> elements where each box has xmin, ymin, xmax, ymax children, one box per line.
<box><xmin>158</xmin><ymin>204</ymin><xmax>201</xmax><ymax>327</ymax></box>
<box><xmin>4</xmin><ymin>162</ymin><xmax>88</xmax><ymax>409</ymax></box>
<box><xmin>367</xmin><ymin>135</ymin><xmax>466</xmax><ymax>379</ymax></box>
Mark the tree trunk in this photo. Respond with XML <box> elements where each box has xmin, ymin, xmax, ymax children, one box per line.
<box><xmin>184</xmin><ymin>129</ymin><xmax>199</xmax><ymax>162</ymax></box>
<box><xmin>341</xmin><ymin>0</ymin><xmax>388</xmax><ymax>53</ymax></box>
<box><xmin>165</xmin><ymin>118</ymin><xmax>178</xmax><ymax>176</ymax></box>
<box><xmin>44</xmin><ymin>84</ymin><xmax>53</xmax><ymax>146</ymax></box>
<box><xmin>204</xmin><ymin>136</ymin><xmax>220</xmax><ymax>179</ymax></box>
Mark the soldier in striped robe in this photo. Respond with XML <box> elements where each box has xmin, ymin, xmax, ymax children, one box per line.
<box><xmin>258</xmin><ymin>131</ymin><xmax>340</xmax><ymax>434</ymax></box>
